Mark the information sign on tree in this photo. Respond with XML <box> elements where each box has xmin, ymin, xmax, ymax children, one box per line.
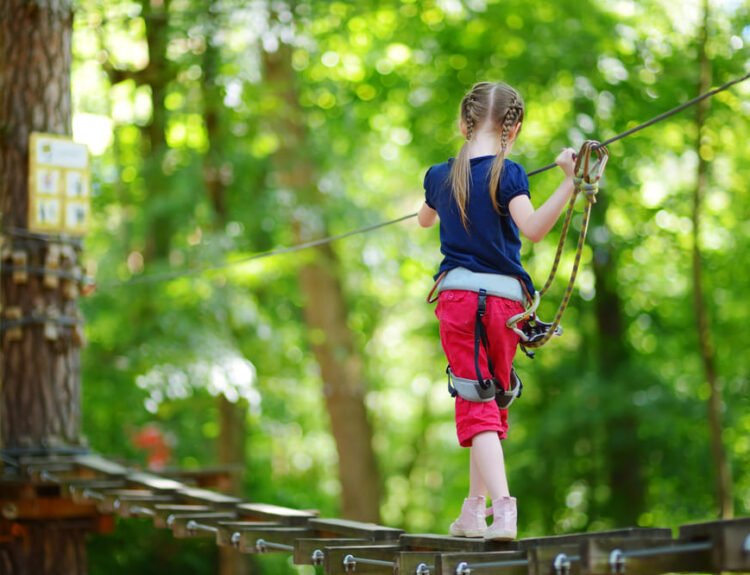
<box><xmin>28</xmin><ymin>132</ymin><xmax>90</xmax><ymax>236</ymax></box>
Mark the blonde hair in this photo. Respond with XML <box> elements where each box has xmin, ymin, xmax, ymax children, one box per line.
<box><xmin>448</xmin><ymin>82</ymin><xmax>525</xmax><ymax>229</ymax></box>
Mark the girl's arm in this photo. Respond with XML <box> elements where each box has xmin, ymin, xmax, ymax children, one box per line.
<box><xmin>418</xmin><ymin>202</ymin><xmax>438</xmax><ymax>228</ymax></box>
<box><xmin>508</xmin><ymin>148</ymin><xmax>576</xmax><ymax>243</ymax></box>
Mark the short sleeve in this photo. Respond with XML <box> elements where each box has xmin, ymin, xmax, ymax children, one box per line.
<box><xmin>497</xmin><ymin>161</ymin><xmax>530</xmax><ymax>208</ymax></box>
<box><xmin>423</xmin><ymin>166</ymin><xmax>436</xmax><ymax>209</ymax></box>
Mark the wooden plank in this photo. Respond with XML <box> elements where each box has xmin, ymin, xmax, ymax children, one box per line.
<box><xmin>73</xmin><ymin>454</ymin><xmax>129</xmax><ymax>477</ymax></box>
<box><xmin>324</xmin><ymin>544</ymin><xmax>401</xmax><ymax>575</ymax></box>
<box><xmin>66</xmin><ymin>480</ymin><xmax>126</xmax><ymax>503</ymax></box>
<box><xmin>233</xmin><ymin>526</ymin><xmax>314</xmax><ymax>554</ymax></box>
<box><xmin>237</xmin><ymin>502</ymin><xmax>318</xmax><ymax>526</ymax></box>
<box><xmin>401</xmin><ymin>533</ymin><xmax>517</xmax><ymax>552</ymax></box>
<box><xmin>527</xmin><ymin>543</ymin><xmax>581</xmax><ymax>575</ymax></box>
<box><xmin>95</xmin><ymin>489</ymin><xmax>174</xmax><ymax>514</ymax></box>
<box><xmin>397</xmin><ymin>551</ymin><xmax>439</xmax><ymax>575</ymax></box>
<box><xmin>216</xmin><ymin>521</ymin><xmax>285</xmax><ymax>548</ymax></box>
<box><xmin>176</xmin><ymin>487</ymin><xmax>243</xmax><ymax>508</ymax></box>
<box><xmin>115</xmin><ymin>497</ymin><xmax>179</xmax><ymax>519</ymax></box>
<box><xmin>679</xmin><ymin>517</ymin><xmax>750</xmax><ymax>572</ymax></box>
<box><xmin>170</xmin><ymin>511</ymin><xmax>237</xmax><ymax>539</ymax></box>
<box><xmin>434</xmin><ymin>550</ymin><xmax>528</xmax><ymax>575</ymax></box>
<box><xmin>581</xmin><ymin>536</ymin><xmax>714</xmax><ymax>575</ymax></box>
<box><xmin>0</xmin><ymin>497</ymin><xmax>99</xmax><ymax>520</ymax></box>
<box><xmin>152</xmin><ymin>504</ymin><xmax>213</xmax><ymax>529</ymax></box>
<box><xmin>308</xmin><ymin>518</ymin><xmax>403</xmax><ymax>541</ymax></box>
<box><xmin>520</xmin><ymin>527</ymin><xmax>672</xmax><ymax>550</ymax></box>
<box><xmin>126</xmin><ymin>471</ymin><xmax>185</xmax><ymax>492</ymax></box>
<box><xmin>293</xmin><ymin>537</ymin><xmax>369</xmax><ymax>566</ymax></box>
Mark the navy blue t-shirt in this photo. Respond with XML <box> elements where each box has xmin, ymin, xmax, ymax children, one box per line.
<box><xmin>424</xmin><ymin>156</ymin><xmax>535</xmax><ymax>295</ymax></box>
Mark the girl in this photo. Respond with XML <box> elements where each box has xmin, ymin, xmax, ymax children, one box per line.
<box><xmin>418</xmin><ymin>81</ymin><xmax>576</xmax><ymax>541</ymax></box>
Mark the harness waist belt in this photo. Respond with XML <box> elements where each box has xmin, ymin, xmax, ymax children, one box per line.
<box><xmin>447</xmin><ymin>367</ymin><xmax>523</xmax><ymax>408</ymax></box>
<box><xmin>437</xmin><ymin>267</ymin><xmax>527</xmax><ymax>304</ymax></box>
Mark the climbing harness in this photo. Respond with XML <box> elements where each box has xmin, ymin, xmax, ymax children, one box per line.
<box><xmin>430</xmin><ymin>268</ymin><xmax>524</xmax><ymax>408</ymax></box>
<box><xmin>506</xmin><ymin>140</ymin><xmax>609</xmax><ymax>357</ymax></box>
<box><xmin>431</xmin><ymin>141</ymin><xmax>609</xmax><ymax>404</ymax></box>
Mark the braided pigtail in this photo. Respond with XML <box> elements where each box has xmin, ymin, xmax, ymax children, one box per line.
<box><xmin>449</xmin><ymin>92</ymin><xmax>481</xmax><ymax>230</ymax></box>
<box><xmin>488</xmin><ymin>89</ymin><xmax>524</xmax><ymax>215</ymax></box>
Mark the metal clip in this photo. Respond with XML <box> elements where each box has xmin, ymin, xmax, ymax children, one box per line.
<box><xmin>415</xmin><ymin>563</ymin><xmax>431</xmax><ymax>574</ymax></box>
<box><xmin>186</xmin><ymin>520</ymin><xmax>198</xmax><ymax>536</ymax></box>
<box><xmin>166</xmin><ymin>514</ymin><xmax>176</xmax><ymax>528</ymax></box>
<box><xmin>343</xmin><ymin>554</ymin><xmax>357</xmax><ymax>573</ymax></box>
<box><xmin>4</xmin><ymin>307</ymin><xmax>23</xmax><ymax>342</ymax></box>
<box><xmin>11</xmin><ymin>251</ymin><xmax>27</xmax><ymax>283</ymax></box>
<box><xmin>311</xmin><ymin>549</ymin><xmax>325</xmax><ymax>566</ymax></box>
<box><xmin>231</xmin><ymin>532</ymin><xmax>241</xmax><ymax>549</ymax></box>
<box><xmin>44</xmin><ymin>244</ymin><xmax>61</xmax><ymax>289</ymax></box>
<box><xmin>609</xmin><ymin>549</ymin><xmax>625</xmax><ymax>574</ymax></box>
<box><xmin>455</xmin><ymin>562</ymin><xmax>471</xmax><ymax>575</ymax></box>
<box><xmin>574</xmin><ymin>140</ymin><xmax>609</xmax><ymax>186</ymax></box>
<box><xmin>553</xmin><ymin>553</ymin><xmax>571</xmax><ymax>575</ymax></box>
<box><xmin>44</xmin><ymin>308</ymin><xmax>60</xmax><ymax>341</ymax></box>
<box><xmin>255</xmin><ymin>538</ymin><xmax>268</xmax><ymax>553</ymax></box>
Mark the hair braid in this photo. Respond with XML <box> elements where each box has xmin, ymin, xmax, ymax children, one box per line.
<box><xmin>489</xmin><ymin>90</ymin><xmax>524</xmax><ymax>215</ymax></box>
<box><xmin>464</xmin><ymin>95</ymin><xmax>477</xmax><ymax>141</ymax></box>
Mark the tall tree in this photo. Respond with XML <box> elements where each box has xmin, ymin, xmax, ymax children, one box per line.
<box><xmin>262</xmin><ymin>36</ymin><xmax>381</xmax><ymax>521</ymax></box>
<box><xmin>201</xmin><ymin>9</ymin><xmax>252</xmax><ymax>574</ymax></box>
<box><xmin>0</xmin><ymin>0</ymin><xmax>89</xmax><ymax>572</ymax></box>
<box><xmin>692</xmin><ymin>0</ymin><xmax>733</xmax><ymax>519</ymax></box>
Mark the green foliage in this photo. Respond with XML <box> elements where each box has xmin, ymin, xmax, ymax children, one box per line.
<box><xmin>70</xmin><ymin>0</ymin><xmax>750</xmax><ymax>572</ymax></box>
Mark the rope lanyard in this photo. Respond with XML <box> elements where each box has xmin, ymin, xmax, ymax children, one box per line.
<box><xmin>506</xmin><ymin>140</ymin><xmax>609</xmax><ymax>350</ymax></box>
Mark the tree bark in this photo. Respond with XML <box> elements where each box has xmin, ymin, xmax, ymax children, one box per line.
<box><xmin>591</xmin><ymin>193</ymin><xmax>646</xmax><ymax>527</ymax></box>
<box><xmin>139</xmin><ymin>0</ymin><xmax>171</xmax><ymax>261</ymax></box>
<box><xmin>0</xmin><ymin>1</ymin><xmax>90</xmax><ymax>573</ymax></box>
<box><xmin>262</xmin><ymin>41</ymin><xmax>381</xmax><ymax>522</ymax></box>
<box><xmin>102</xmin><ymin>0</ymin><xmax>173</xmax><ymax>261</ymax></box>
<box><xmin>692</xmin><ymin>0</ymin><xmax>733</xmax><ymax>519</ymax></box>
<box><xmin>201</xmin><ymin>16</ymin><xmax>251</xmax><ymax>572</ymax></box>
<box><xmin>0</xmin><ymin>0</ymin><xmax>81</xmax><ymax>452</ymax></box>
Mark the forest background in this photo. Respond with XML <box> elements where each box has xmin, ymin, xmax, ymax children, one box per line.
<box><xmin>62</xmin><ymin>0</ymin><xmax>750</xmax><ymax>573</ymax></box>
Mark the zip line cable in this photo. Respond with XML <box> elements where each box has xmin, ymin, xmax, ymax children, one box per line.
<box><xmin>525</xmin><ymin>69</ymin><xmax>750</xmax><ymax>177</ymax></box>
<box><xmin>77</xmin><ymin>69</ymin><xmax>750</xmax><ymax>290</ymax></box>
<box><xmin>97</xmin><ymin>213</ymin><xmax>417</xmax><ymax>288</ymax></box>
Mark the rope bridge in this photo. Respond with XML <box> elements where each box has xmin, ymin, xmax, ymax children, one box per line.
<box><xmin>2</xmin><ymin>452</ymin><xmax>749</xmax><ymax>574</ymax></box>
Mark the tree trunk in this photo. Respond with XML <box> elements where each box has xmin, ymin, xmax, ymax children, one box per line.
<box><xmin>201</xmin><ymin>18</ymin><xmax>251</xmax><ymax>572</ymax></box>
<box><xmin>0</xmin><ymin>1</ymin><xmax>89</xmax><ymax>573</ymax></box>
<box><xmin>139</xmin><ymin>0</ymin><xmax>171</xmax><ymax>261</ymax></box>
<box><xmin>0</xmin><ymin>0</ymin><xmax>81</xmax><ymax>454</ymax></box>
<box><xmin>262</xmin><ymin>41</ymin><xmax>381</xmax><ymax>522</ymax></box>
<box><xmin>692</xmin><ymin>0</ymin><xmax>733</xmax><ymax>519</ymax></box>
<box><xmin>591</xmin><ymin>193</ymin><xmax>645</xmax><ymax>527</ymax></box>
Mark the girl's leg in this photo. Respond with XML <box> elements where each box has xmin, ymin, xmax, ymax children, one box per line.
<box><xmin>468</xmin><ymin>443</ymin><xmax>487</xmax><ymax>498</ymax></box>
<box><xmin>472</xmin><ymin>430</ymin><xmax>517</xmax><ymax>541</ymax></box>
<box><xmin>470</xmin><ymin>431</ymin><xmax>510</xmax><ymax>500</ymax></box>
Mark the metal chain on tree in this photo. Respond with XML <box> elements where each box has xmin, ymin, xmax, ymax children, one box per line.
<box><xmin>507</xmin><ymin>140</ymin><xmax>609</xmax><ymax>351</ymax></box>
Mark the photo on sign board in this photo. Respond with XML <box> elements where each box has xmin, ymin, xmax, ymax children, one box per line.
<box><xmin>66</xmin><ymin>202</ymin><xmax>88</xmax><ymax>229</ymax></box>
<box><xmin>36</xmin><ymin>168</ymin><xmax>60</xmax><ymax>195</ymax></box>
<box><xmin>66</xmin><ymin>171</ymin><xmax>87</xmax><ymax>198</ymax></box>
<box><xmin>37</xmin><ymin>199</ymin><xmax>61</xmax><ymax>226</ymax></box>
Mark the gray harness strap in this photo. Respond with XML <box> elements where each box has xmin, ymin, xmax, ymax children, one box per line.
<box><xmin>438</xmin><ymin>268</ymin><xmax>525</xmax><ymax>407</ymax></box>
<box><xmin>436</xmin><ymin>267</ymin><xmax>527</xmax><ymax>304</ymax></box>
<box><xmin>447</xmin><ymin>367</ymin><xmax>523</xmax><ymax>408</ymax></box>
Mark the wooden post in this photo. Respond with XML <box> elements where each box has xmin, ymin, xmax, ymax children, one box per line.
<box><xmin>0</xmin><ymin>0</ymin><xmax>89</xmax><ymax>573</ymax></box>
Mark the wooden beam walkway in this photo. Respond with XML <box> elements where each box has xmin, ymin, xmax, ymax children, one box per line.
<box><xmin>2</xmin><ymin>453</ymin><xmax>749</xmax><ymax>574</ymax></box>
